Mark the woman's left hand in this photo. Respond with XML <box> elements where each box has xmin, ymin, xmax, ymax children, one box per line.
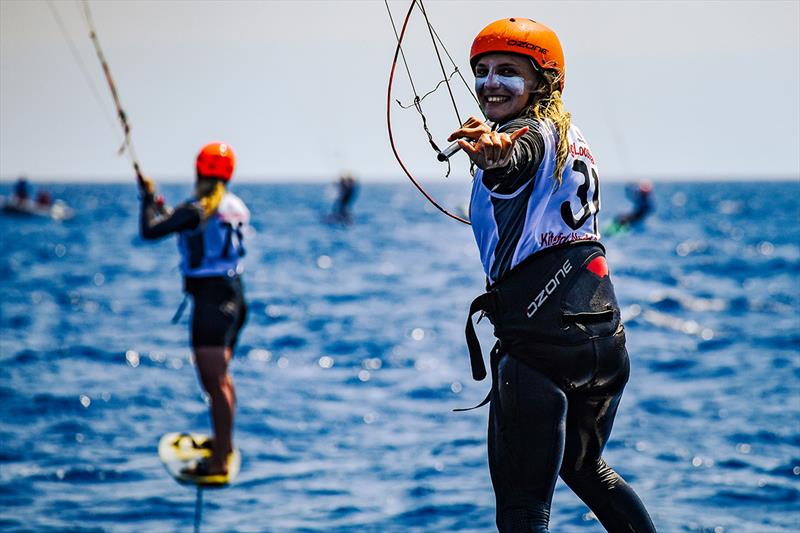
<box><xmin>448</xmin><ymin>116</ymin><xmax>529</xmax><ymax>170</ymax></box>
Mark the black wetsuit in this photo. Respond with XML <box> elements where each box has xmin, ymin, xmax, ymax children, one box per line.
<box><xmin>466</xmin><ymin>120</ymin><xmax>657</xmax><ymax>532</ymax></box>
<box><xmin>140</xmin><ymin>193</ymin><xmax>247</xmax><ymax>348</ymax></box>
<box><xmin>332</xmin><ymin>177</ymin><xmax>358</xmax><ymax>221</ymax></box>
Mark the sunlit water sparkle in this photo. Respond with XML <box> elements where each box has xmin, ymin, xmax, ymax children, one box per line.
<box><xmin>1</xmin><ymin>182</ymin><xmax>798</xmax><ymax>532</ymax></box>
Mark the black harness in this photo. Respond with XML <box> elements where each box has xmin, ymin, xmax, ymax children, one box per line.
<box><xmin>460</xmin><ymin>242</ymin><xmax>621</xmax><ymax>410</ymax></box>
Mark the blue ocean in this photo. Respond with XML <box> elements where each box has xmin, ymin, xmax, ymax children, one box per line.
<box><xmin>1</xmin><ymin>181</ymin><xmax>798</xmax><ymax>532</ymax></box>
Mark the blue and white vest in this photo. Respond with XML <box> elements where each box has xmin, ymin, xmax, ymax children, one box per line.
<box><xmin>470</xmin><ymin>119</ymin><xmax>601</xmax><ymax>284</ymax></box>
<box><xmin>178</xmin><ymin>192</ymin><xmax>250</xmax><ymax>278</ymax></box>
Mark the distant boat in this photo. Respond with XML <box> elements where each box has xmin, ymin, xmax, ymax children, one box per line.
<box><xmin>1</xmin><ymin>196</ymin><xmax>74</xmax><ymax>221</ymax></box>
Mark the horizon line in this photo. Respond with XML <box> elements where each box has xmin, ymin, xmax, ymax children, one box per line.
<box><xmin>1</xmin><ymin>174</ymin><xmax>799</xmax><ymax>184</ymax></box>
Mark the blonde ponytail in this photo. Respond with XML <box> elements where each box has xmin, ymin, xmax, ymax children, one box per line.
<box><xmin>197</xmin><ymin>180</ymin><xmax>226</xmax><ymax>219</ymax></box>
<box><xmin>526</xmin><ymin>70</ymin><xmax>571</xmax><ymax>189</ymax></box>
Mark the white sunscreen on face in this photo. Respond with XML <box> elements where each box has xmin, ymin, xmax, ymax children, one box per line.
<box><xmin>476</xmin><ymin>72</ymin><xmax>526</xmax><ymax>96</ymax></box>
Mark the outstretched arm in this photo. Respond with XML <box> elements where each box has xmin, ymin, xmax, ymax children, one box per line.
<box><xmin>448</xmin><ymin>116</ymin><xmax>545</xmax><ymax>194</ymax></box>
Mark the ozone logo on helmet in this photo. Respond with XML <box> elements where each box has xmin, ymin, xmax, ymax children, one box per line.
<box><xmin>506</xmin><ymin>40</ymin><xmax>549</xmax><ymax>55</ymax></box>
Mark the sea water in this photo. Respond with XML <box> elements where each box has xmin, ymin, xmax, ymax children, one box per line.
<box><xmin>1</xmin><ymin>181</ymin><xmax>798</xmax><ymax>532</ymax></box>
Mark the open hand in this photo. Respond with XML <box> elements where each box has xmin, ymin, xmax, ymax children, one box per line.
<box><xmin>448</xmin><ymin>116</ymin><xmax>528</xmax><ymax>170</ymax></box>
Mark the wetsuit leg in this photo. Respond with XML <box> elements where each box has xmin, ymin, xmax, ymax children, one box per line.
<box><xmin>559</xmin><ymin>355</ymin><xmax>657</xmax><ymax>532</ymax></box>
<box><xmin>227</xmin><ymin>298</ymin><xmax>247</xmax><ymax>349</ymax></box>
<box><xmin>225</xmin><ymin>278</ymin><xmax>247</xmax><ymax>350</ymax></box>
<box><xmin>189</xmin><ymin>277</ymin><xmax>246</xmax><ymax>349</ymax></box>
<box><xmin>186</xmin><ymin>276</ymin><xmax>245</xmax><ymax>473</ymax></box>
<box><xmin>489</xmin><ymin>353</ymin><xmax>567</xmax><ymax>533</ymax></box>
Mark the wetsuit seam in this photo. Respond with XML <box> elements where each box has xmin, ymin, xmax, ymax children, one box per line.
<box><xmin>542</xmin><ymin>385</ymin><xmax>563</xmax><ymax>529</ymax></box>
<box><xmin>508</xmin><ymin>356</ymin><xmax>523</xmax><ymax>482</ymax></box>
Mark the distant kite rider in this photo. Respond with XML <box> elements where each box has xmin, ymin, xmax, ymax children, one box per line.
<box><xmin>329</xmin><ymin>173</ymin><xmax>358</xmax><ymax>223</ymax></box>
<box><xmin>614</xmin><ymin>181</ymin><xmax>654</xmax><ymax>229</ymax></box>
<box><xmin>139</xmin><ymin>142</ymin><xmax>249</xmax><ymax>482</ymax></box>
<box><xmin>12</xmin><ymin>176</ymin><xmax>30</xmax><ymax>204</ymax></box>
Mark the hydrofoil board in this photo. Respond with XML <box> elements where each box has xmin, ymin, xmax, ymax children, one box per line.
<box><xmin>158</xmin><ymin>432</ymin><xmax>240</xmax><ymax>488</ymax></box>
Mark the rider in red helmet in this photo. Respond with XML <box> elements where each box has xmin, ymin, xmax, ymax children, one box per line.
<box><xmin>140</xmin><ymin>142</ymin><xmax>249</xmax><ymax>482</ymax></box>
<box><xmin>449</xmin><ymin>19</ymin><xmax>656</xmax><ymax>532</ymax></box>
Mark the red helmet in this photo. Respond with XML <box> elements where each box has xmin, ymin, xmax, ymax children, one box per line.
<box><xmin>196</xmin><ymin>142</ymin><xmax>236</xmax><ymax>181</ymax></box>
<box><xmin>470</xmin><ymin>18</ymin><xmax>565</xmax><ymax>91</ymax></box>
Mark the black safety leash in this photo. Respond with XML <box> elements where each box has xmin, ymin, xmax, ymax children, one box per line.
<box><xmin>464</xmin><ymin>293</ymin><xmax>496</xmax><ymax>381</ymax></box>
<box><xmin>171</xmin><ymin>296</ymin><xmax>189</xmax><ymax>324</ymax></box>
<box><xmin>453</xmin><ymin>291</ymin><xmax>499</xmax><ymax>412</ymax></box>
<box><xmin>453</xmin><ymin>340</ymin><xmax>501</xmax><ymax>412</ymax></box>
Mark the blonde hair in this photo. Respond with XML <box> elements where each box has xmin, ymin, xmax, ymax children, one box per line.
<box><xmin>197</xmin><ymin>180</ymin><xmax>226</xmax><ymax>219</ymax></box>
<box><xmin>525</xmin><ymin>69</ymin><xmax>571</xmax><ymax>189</ymax></box>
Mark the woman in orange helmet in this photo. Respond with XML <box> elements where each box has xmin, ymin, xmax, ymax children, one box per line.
<box><xmin>140</xmin><ymin>142</ymin><xmax>249</xmax><ymax>482</ymax></box>
<box><xmin>450</xmin><ymin>19</ymin><xmax>656</xmax><ymax>531</ymax></box>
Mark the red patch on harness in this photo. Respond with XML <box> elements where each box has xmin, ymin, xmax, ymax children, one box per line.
<box><xmin>587</xmin><ymin>256</ymin><xmax>609</xmax><ymax>278</ymax></box>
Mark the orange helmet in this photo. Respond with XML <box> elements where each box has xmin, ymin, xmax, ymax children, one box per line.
<box><xmin>196</xmin><ymin>142</ymin><xmax>236</xmax><ymax>181</ymax></box>
<box><xmin>470</xmin><ymin>18</ymin><xmax>565</xmax><ymax>91</ymax></box>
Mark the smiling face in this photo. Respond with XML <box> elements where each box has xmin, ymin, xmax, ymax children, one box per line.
<box><xmin>474</xmin><ymin>53</ymin><xmax>540</xmax><ymax>122</ymax></box>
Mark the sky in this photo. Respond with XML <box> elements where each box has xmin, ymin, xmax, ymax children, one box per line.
<box><xmin>1</xmin><ymin>0</ymin><xmax>798</xmax><ymax>183</ymax></box>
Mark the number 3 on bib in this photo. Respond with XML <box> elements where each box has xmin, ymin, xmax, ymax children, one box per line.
<box><xmin>560</xmin><ymin>159</ymin><xmax>600</xmax><ymax>233</ymax></box>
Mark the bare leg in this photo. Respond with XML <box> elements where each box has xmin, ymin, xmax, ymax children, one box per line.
<box><xmin>194</xmin><ymin>346</ymin><xmax>236</xmax><ymax>474</ymax></box>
